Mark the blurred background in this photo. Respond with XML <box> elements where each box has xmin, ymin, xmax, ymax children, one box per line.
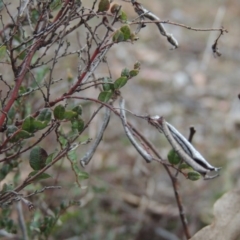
<box><xmin>1</xmin><ymin>0</ymin><xmax>240</xmax><ymax>239</ymax></box>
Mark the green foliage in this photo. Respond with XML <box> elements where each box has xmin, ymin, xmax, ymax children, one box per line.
<box><xmin>50</xmin><ymin>0</ymin><xmax>62</xmax><ymax>11</ymax></box>
<box><xmin>29</xmin><ymin>147</ymin><xmax>48</xmax><ymax>170</ymax></box>
<box><xmin>112</xmin><ymin>29</ymin><xmax>125</xmax><ymax>43</ymax></box>
<box><xmin>114</xmin><ymin>76</ymin><xmax>128</xmax><ymax>89</ymax></box>
<box><xmin>0</xmin><ymin>208</ymin><xmax>17</xmax><ymax>233</ymax></box>
<box><xmin>120</xmin><ymin>11</ymin><xmax>128</xmax><ymax>21</ymax></box>
<box><xmin>9</xmin><ymin>130</ymin><xmax>33</xmax><ymax>142</ymax></box>
<box><xmin>129</xmin><ymin>69</ymin><xmax>139</xmax><ymax>77</ymax></box>
<box><xmin>187</xmin><ymin>171</ymin><xmax>201</xmax><ymax>181</ymax></box>
<box><xmin>103</xmin><ymin>77</ymin><xmax>114</xmax><ymax>91</ymax></box>
<box><xmin>0</xmin><ymin>45</ymin><xmax>7</xmax><ymax>59</ymax></box>
<box><xmin>97</xmin><ymin>0</ymin><xmax>110</xmax><ymax>12</ymax></box>
<box><xmin>28</xmin><ymin>171</ymin><xmax>51</xmax><ymax>181</ymax></box>
<box><xmin>22</xmin><ymin>115</ymin><xmax>49</xmax><ymax>133</ymax></box>
<box><xmin>54</xmin><ymin>104</ymin><xmax>65</xmax><ymax>120</ymax></box>
<box><xmin>98</xmin><ymin>91</ymin><xmax>113</xmax><ymax>102</ymax></box>
<box><xmin>121</xmin><ymin>68</ymin><xmax>130</xmax><ymax>78</ymax></box>
<box><xmin>120</xmin><ymin>25</ymin><xmax>131</xmax><ymax>41</ymax></box>
<box><xmin>71</xmin><ymin>118</ymin><xmax>84</xmax><ymax>132</ymax></box>
<box><xmin>63</xmin><ymin>110</ymin><xmax>78</xmax><ymax>120</ymax></box>
<box><xmin>0</xmin><ymin>160</ymin><xmax>18</xmax><ymax>181</ymax></box>
<box><xmin>37</xmin><ymin>108</ymin><xmax>52</xmax><ymax>123</ymax></box>
<box><xmin>6</xmin><ymin>125</ymin><xmax>18</xmax><ymax>137</ymax></box>
<box><xmin>68</xmin><ymin>150</ymin><xmax>89</xmax><ymax>181</ymax></box>
<box><xmin>168</xmin><ymin>149</ymin><xmax>181</xmax><ymax>165</ymax></box>
<box><xmin>72</xmin><ymin>105</ymin><xmax>82</xmax><ymax>115</ymax></box>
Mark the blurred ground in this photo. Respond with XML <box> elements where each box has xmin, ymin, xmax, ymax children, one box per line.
<box><xmin>1</xmin><ymin>0</ymin><xmax>240</xmax><ymax>239</ymax></box>
<box><xmin>71</xmin><ymin>0</ymin><xmax>240</xmax><ymax>239</ymax></box>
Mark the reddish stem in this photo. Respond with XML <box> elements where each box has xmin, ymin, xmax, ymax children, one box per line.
<box><xmin>0</xmin><ymin>41</ymin><xmax>42</xmax><ymax>130</ymax></box>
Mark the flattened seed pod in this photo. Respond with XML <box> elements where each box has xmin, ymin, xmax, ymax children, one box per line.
<box><xmin>148</xmin><ymin>116</ymin><xmax>220</xmax><ymax>178</ymax></box>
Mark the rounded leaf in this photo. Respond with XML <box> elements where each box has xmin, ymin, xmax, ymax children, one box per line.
<box><xmin>71</xmin><ymin>118</ymin><xmax>85</xmax><ymax>132</ymax></box>
<box><xmin>54</xmin><ymin>105</ymin><xmax>65</xmax><ymax>120</ymax></box>
<box><xmin>10</xmin><ymin>130</ymin><xmax>33</xmax><ymax>143</ymax></box>
<box><xmin>29</xmin><ymin>147</ymin><xmax>48</xmax><ymax>170</ymax></box>
<box><xmin>168</xmin><ymin>149</ymin><xmax>181</xmax><ymax>165</ymax></box>
<box><xmin>98</xmin><ymin>91</ymin><xmax>113</xmax><ymax>102</ymax></box>
<box><xmin>22</xmin><ymin>116</ymin><xmax>36</xmax><ymax>133</ymax></box>
<box><xmin>179</xmin><ymin>163</ymin><xmax>192</xmax><ymax>170</ymax></box>
<box><xmin>28</xmin><ymin>171</ymin><xmax>51</xmax><ymax>181</ymax></box>
<box><xmin>114</xmin><ymin>76</ymin><xmax>128</xmax><ymax>89</ymax></box>
<box><xmin>112</xmin><ymin>30</ymin><xmax>124</xmax><ymax>42</ymax></box>
<box><xmin>72</xmin><ymin>105</ymin><xmax>82</xmax><ymax>115</ymax></box>
<box><xmin>187</xmin><ymin>172</ymin><xmax>201</xmax><ymax>181</ymax></box>
<box><xmin>0</xmin><ymin>45</ymin><xmax>7</xmax><ymax>59</ymax></box>
<box><xmin>120</xmin><ymin>25</ymin><xmax>131</xmax><ymax>40</ymax></box>
<box><xmin>37</xmin><ymin>108</ymin><xmax>52</xmax><ymax>123</ymax></box>
<box><xmin>6</xmin><ymin>125</ymin><xmax>18</xmax><ymax>137</ymax></box>
<box><xmin>129</xmin><ymin>69</ymin><xmax>139</xmax><ymax>77</ymax></box>
<box><xmin>32</xmin><ymin>120</ymin><xmax>48</xmax><ymax>130</ymax></box>
<box><xmin>103</xmin><ymin>77</ymin><xmax>114</xmax><ymax>91</ymax></box>
<box><xmin>64</xmin><ymin>110</ymin><xmax>78</xmax><ymax>120</ymax></box>
<box><xmin>97</xmin><ymin>0</ymin><xmax>110</xmax><ymax>12</ymax></box>
<box><xmin>121</xmin><ymin>68</ymin><xmax>130</xmax><ymax>78</ymax></box>
<box><xmin>120</xmin><ymin>11</ymin><xmax>128</xmax><ymax>21</ymax></box>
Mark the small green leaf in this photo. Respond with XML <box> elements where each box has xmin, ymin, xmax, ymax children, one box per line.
<box><xmin>30</xmin><ymin>9</ymin><xmax>40</xmax><ymax>23</ymax></box>
<box><xmin>168</xmin><ymin>149</ymin><xmax>181</xmax><ymax>165</ymax></box>
<box><xmin>179</xmin><ymin>163</ymin><xmax>192</xmax><ymax>170</ymax></box>
<box><xmin>121</xmin><ymin>68</ymin><xmax>130</xmax><ymax>78</ymax></box>
<box><xmin>77</xmin><ymin>171</ymin><xmax>89</xmax><ymax>180</ymax></box>
<box><xmin>46</xmin><ymin>152</ymin><xmax>55</xmax><ymax>165</ymax></box>
<box><xmin>187</xmin><ymin>172</ymin><xmax>201</xmax><ymax>181</ymax></box>
<box><xmin>114</xmin><ymin>76</ymin><xmax>128</xmax><ymax>89</ymax></box>
<box><xmin>59</xmin><ymin>136</ymin><xmax>68</xmax><ymax>147</ymax></box>
<box><xmin>103</xmin><ymin>77</ymin><xmax>114</xmax><ymax>91</ymax></box>
<box><xmin>71</xmin><ymin>119</ymin><xmax>84</xmax><ymax>132</ymax></box>
<box><xmin>64</xmin><ymin>110</ymin><xmax>78</xmax><ymax>120</ymax></box>
<box><xmin>97</xmin><ymin>0</ymin><xmax>110</xmax><ymax>12</ymax></box>
<box><xmin>98</xmin><ymin>91</ymin><xmax>113</xmax><ymax>102</ymax></box>
<box><xmin>22</xmin><ymin>116</ymin><xmax>36</xmax><ymax>133</ymax></box>
<box><xmin>29</xmin><ymin>147</ymin><xmax>48</xmax><ymax>170</ymax></box>
<box><xmin>120</xmin><ymin>25</ymin><xmax>131</xmax><ymax>40</ymax></box>
<box><xmin>1</xmin><ymin>183</ymin><xmax>14</xmax><ymax>193</ymax></box>
<box><xmin>6</xmin><ymin>125</ymin><xmax>18</xmax><ymax>137</ymax></box>
<box><xmin>120</xmin><ymin>11</ymin><xmax>128</xmax><ymax>21</ymax></box>
<box><xmin>50</xmin><ymin>0</ymin><xmax>62</xmax><ymax>11</ymax></box>
<box><xmin>28</xmin><ymin>171</ymin><xmax>51</xmax><ymax>181</ymax></box>
<box><xmin>0</xmin><ymin>45</ymin><xmax>7</xmax><ymax>59</ymax></box>
<box><xmin>68</xmin><ymin>150</ymin><xmax>77</xmax><ymax>162</ymax></box>
<box><xmin>72</xmin><ymin>105</ymin><xmax>82</xmax><ymax>115</ymax></box>
<box><xmin>54</xmin><ymin>105</ymin><xmax>65</xmax><ymax>120</ymax></box>
<box><xmin>129</xmin><ymin>69</ymin><xmax>139</xmax><ymax>77</ymax></box>
<box><xmin>32</xmin><ymin>120</ymin><xmax>48</xmax><ymax>130</ymax></box>
<box><xmin>37</xmin><ymin>108</ymin><xmax>52</xmax><ymax>123</ymax></box>
<box><xmin>0</xmin><ymin>164</ymin><xmax>11</xmax><ymax>181</ymax></box>
<box><xmin>10</xmin><ymin>130</ymin><xmax>33</xmax><ymax>142</ymax></box>
<box><xmin>103</xmin><ymin>83</ymin><xmax>114</xmax><ymax>91</ymax></box>
<box><xmin>112</xmin><ymin>30</ymin><xmax>124</xmax><ymax>42</ymax></box>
